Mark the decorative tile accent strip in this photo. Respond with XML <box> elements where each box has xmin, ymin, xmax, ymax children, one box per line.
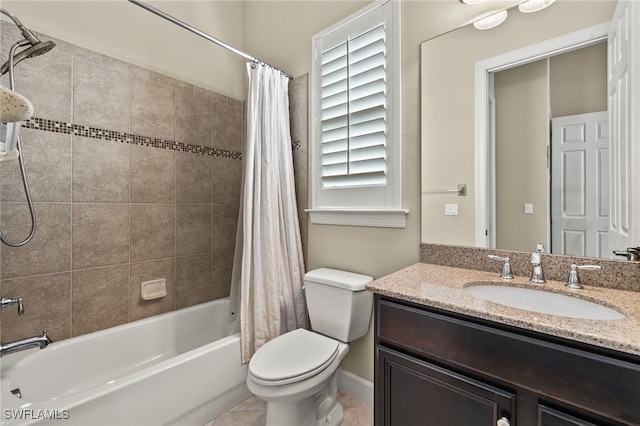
<box><xmin>24</xmin><ymin>117</ymin><xmax>243</xmax><ymax>160</ymax></box>
<box><xmin>292</xmin><ymin>140</ymin><xmax>302</xmax><ymax>151</ymax></box>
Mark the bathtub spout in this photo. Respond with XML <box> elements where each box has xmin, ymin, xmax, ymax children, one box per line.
<box><xmin>0</xmin><ymin>330</ymin><xmax>52</xmax><ymax>357</ymax></box>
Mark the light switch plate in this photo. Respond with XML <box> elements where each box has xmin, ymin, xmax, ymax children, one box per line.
<box><xmin>445</xmin><ymin>204</ymin><xmax>458</xmax><ymax>216</ymax></box>
<box><xmin>524</xmin><ymin>203</ymin><xmax>534</xmax><ymax>214</ymax></box>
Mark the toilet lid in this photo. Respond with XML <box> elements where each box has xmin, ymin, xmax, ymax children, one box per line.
<box><xmin>249</xmin><ymin>328</ymin><xmax>339</xmax><ymax>383</ymax></box>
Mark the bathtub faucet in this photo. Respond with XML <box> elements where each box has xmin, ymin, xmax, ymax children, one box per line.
<box><xmin>1</xmin><ymin>297</ymin><xmax>24</xmax><ymax>315</ymax></box>
<box><xmin>0</xmin><ymin>330</ymin><xmax>53</xmax><ymax>357</ymax></box>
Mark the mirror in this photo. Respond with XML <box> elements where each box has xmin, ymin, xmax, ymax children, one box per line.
<box><xmin>420</xmin><ymin>0</ymin><xmax>637</xmax><ymax>259</ymax></box>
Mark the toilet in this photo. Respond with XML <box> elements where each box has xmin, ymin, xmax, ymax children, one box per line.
<box><xmin>246</xmin><ymin>268</ymin><xmax>373</xmax><ymax>426</ymax></box>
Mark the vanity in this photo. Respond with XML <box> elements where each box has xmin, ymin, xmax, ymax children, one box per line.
<box><xmin>367</xmin><ymin>263</ymin><xmax>640</xmax><ymax>426</ymax></box>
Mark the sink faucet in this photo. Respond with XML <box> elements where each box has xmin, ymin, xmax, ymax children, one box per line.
<box><xmin>566</xmin><ymin>264</ymin><xmax>601</xmax><ymax>290</ymax></box>
<box><xmin>0</xmin><ymin>330</ymin><xmax>53</xmax><ymax>357</ymax></box>
<box><xmin>487</xmin><ymin>254</ymin><xmax>514</xmax><ymax>279</ymax></box>
<box><xmin>612</xmin><ymin>246</ymin><xmax>640</xmax><ymax>261</ymax></box>
<box><xmin>530</xmin><ymin>243</ymin><xmax>545</xmax><ymax>284</ymax></box>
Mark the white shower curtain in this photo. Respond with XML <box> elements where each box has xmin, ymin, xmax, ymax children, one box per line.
<box><xmin>231</xmin><ymin>63</ymin><xmax>307</xmax><ymax>364</ymax></box>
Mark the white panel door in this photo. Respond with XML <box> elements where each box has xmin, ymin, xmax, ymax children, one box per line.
<box><xmin>609</xmin><ymin>0</ymin><xmax>640</xmax><ymax>255</ymax></box>
<box><xmin>551</xmin><ymin>112</ymin><xmax>609</xmax><ymax>257</ymax></box>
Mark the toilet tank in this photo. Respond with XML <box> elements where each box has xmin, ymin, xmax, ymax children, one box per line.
<box><xmin>304</xmin><ymin>268</ymin><xmax>373</xmax><ymax>343</ymax></box>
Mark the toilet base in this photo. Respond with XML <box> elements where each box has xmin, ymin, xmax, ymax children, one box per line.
<box><xmin>264</xmin><ymin>398</ymin><xmax>343</xmax><ymax>426</ymax></box>
<box><xmin>260</xmin><ymin>369</ymin><xmax>344</xmax><ymax>426</ymax></box>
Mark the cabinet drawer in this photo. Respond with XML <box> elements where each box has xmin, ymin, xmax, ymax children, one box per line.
<box><xmin>376</xmin><ymin>297</ymin><xmax>640</xmax><ymax>425</ymax></box>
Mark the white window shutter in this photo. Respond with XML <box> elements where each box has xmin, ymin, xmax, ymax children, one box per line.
<box><xmin>320</xmin><ymin>24</ymin><xmax>387</xmax><ymax>188</ymax></box>
<box><xmin>310</xmin><ymin>0</ymin><xmax>406</xmax><ymax>227</ymax></box>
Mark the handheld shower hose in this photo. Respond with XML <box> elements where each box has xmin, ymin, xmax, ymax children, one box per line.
<box><xmin>0</xmin><ymin>9</ymin><xmax>55</xmax><ymax>247</ymax></box>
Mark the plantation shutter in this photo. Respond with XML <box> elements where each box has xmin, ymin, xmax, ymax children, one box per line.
<box><xmin>320</xmin><ymin>24</ymin><xmax>387</xmax><ymax>188</ymax></box>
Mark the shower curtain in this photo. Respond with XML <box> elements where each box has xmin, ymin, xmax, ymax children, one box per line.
<box><xmin>232</xmin><ymin>63</ymin><xmax>307</xmax><ymax>364</ymax></box>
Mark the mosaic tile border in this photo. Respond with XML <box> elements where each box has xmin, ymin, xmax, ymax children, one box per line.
<box><xmin>23</xmin><ymin>117</ymin><xmax>243</xmax><ymax>160</ymax></box>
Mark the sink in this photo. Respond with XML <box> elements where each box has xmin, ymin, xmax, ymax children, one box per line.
<box><xmin>464</xmin><ymin>284</ymin><xmax>625</xmax><ymax>320</ymax></box>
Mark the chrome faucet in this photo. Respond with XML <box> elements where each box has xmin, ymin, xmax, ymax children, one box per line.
<box><xmin>566</xmin><ymin>264</ymin><xmax>601</xmax><ymax>290</ymax></box>
<box><xmin>612</xmin><ymin>246</ymin><xmax>640</xmax><ymax>261</ymax></box>
<box><xmin>530</xmin><ymin>243</ymin><xmax>545</xmax><ymax>284</ymax></box>
<box><xmin>0</xmin><ymin>330</ymin><xmax>53</xmax><ymax>357</ymax></box>
<box><xmin>487</xmin><ymin>254</ymin><xmax>514</xmax><ymax>279</ymax></box>
<box><xmin>1</xmin><ymin>297</ymin><xmax>24</xmax><ymax>315</ymax></box>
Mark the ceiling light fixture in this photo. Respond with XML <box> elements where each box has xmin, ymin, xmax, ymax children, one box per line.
<box><xmin>518</xmin><ymin>0</ymin><xmax>556</xmax><ymax>13</ymax></box>
<box><xmin>473</xmin><ymin>10</ymin><xmax>508</xmax><ymax>30</ymax></box>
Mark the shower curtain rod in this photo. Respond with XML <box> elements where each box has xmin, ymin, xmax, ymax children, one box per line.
<box><xmin>128</xmin><ymin>0</ymin><xmax>293</xmax><ymax>80</ymax></box>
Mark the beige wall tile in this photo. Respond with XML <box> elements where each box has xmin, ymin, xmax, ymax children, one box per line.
<box><xmin>1</xmin><ymin>25</ymin><xmax>72</xmax><ymax>123</ymax></box>
<box><xmin>212</xmin><ymin>204</ymin><xmax>239</xmax><ymax>252</ymax></box>
<box><xmin>176</xmin><ymin>204</ymin><xmax>212</xmax><ymax>256</ymax></box>
<box><xmin>130</xmin><ymin>204</ymin><xmax>175</xmax><ymax>262</ymax></box>
<box><xmin>0</xmin><ymin>130</ymin><xmax>72</xmax><ymax>202</ymax></box>
<box><xmin>175</xmin><ymin>254</ymin><xmax>212</xmax><ymax>309</ymax></box>
<box><xmin>130</xmin><ymin>145</ymin><xmax>175</xmax><ymax>203</ymax></box>
<box><xmin>73</xmin><ymin>58</ymin><xmax>130</xmax><ymax>132</ymax></box>
<box><xmin>72</xmin><ymin>265</ymin><xmax>129</xmax><ymax>336</ymax></box>
<box><xmin>131</xmin><ymin>78</ymin><xmax>175</xmax><ymax>140</ymax></box>
<box><xmin>72</xmin><ymin>136</ymin><xmax>130</xmax><ymax>203</ymax></box>
<box><xmin>0</xmin><ymin>26</ymin><xmax>246</xmax><ymax>343</ymax></box>
<box><xmin>1</xmin><ymin>203</ymin><xmax>71</xmax><ymax>279</ymax></box>
<box><xmin>72</xmin><ymin>203</ymin><xmax>129</xmax><ymax>269</ymax></box>
<box><xmin>212</xmin><ymin>157</ymin><xmax>242</xmax><ymax>205</ymax></box>
<box><xmin>130</xmin><ymin>259</ymin><xmax>174</xmax><ymax>321</ymax></box>
<box><xmin>212</xmin><ymin>250</ymin><xmax>234</xmax><ymax>299</ymax></box>
<box><xmin>213</xmin><ymin>100</ymin><xmax>243</xmax><ymax>152</ymax></box>
<box><xmin>176</xmin><ymin>153</ymin><xmax>212</xmax><ymax>204</ymax></box>
<box><xmin>176</xmin><ymin>89</ymin><xmax>213</xmax><ymax>147</ymax></box>
<box><xmin>0</xmin><ymin>273</ymin><xmax>71</xmax><ymax>342</ymax></box>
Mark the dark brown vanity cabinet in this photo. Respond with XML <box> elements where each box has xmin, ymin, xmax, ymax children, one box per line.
<box><xmin>374</xmin><ymin>295</ymin><xmax>640</xmax><ymax>426</ymax></box>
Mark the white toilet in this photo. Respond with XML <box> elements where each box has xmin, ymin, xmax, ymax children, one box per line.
<box><xmin>246</xmin><ymin>268</ymin><xmax>373</xmax><ymax>426</ymax></box>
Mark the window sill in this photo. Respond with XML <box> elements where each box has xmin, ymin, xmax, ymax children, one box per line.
<box><xmin>306</xmin><ymin>208</ymin><xmax>409</xmax><ymax>228</ymax></box>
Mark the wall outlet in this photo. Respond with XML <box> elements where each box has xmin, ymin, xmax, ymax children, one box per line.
<box><xmin>524</xmin><ymin>203</ymin><xmax>534</xmax><ymax>214</ymax></box>
<box><xmin>445</xmin><ymin>204</ymin><xmax>458</xmax><ymax>216</ymax></box>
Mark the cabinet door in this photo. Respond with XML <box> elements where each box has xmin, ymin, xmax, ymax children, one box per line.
<box><xmin>538</xmin><ymin>405</ymin><xmax>600</xmax><ymax>426</ymax></box>
<box><xmin>377</xmin><ymin>346</ymin><xmax>515</xmax><ymax>426</ymax></box>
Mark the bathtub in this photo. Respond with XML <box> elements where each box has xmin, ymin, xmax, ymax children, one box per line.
<box><xmin>0</xmin><ymin>298</ymin><xmax>250</xmax><ymax>426</ymax></box>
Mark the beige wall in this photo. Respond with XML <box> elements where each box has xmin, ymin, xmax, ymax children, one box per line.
<box><xmin>494</xmin><ymin>60</ymin><xmax>549</xmax><ymax>252</ymax></box>
<box><xmin>493</xmin><ymin>42</ymin><xmax>608</xmax><ymax>253</ymax></box>
<box><xmin>421</xmin><ymin>1</ymin><xmax>616</xmax><ymax>247</ymax></box>
<box><xmin>550</xmin><ymin>42</ymin><xmax>608</xmax><ymax>117</ymax></box>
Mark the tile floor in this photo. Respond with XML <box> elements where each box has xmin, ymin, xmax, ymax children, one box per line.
<box><xmin>208</xmin><ymin>392</ymin><xmax>373</xmax><ymax>426</ymax></box>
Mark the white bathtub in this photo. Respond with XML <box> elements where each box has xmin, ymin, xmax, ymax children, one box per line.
<box><xmin>0</xmin><ymin>298</ymin><xmax>250</xmax><ymax>426</ymax></box>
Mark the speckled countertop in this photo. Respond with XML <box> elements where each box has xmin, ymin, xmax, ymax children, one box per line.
<box><xmin>366</xmin><ymin>263</ymin><xmax>640</xmax><ymax>357</ymax></box>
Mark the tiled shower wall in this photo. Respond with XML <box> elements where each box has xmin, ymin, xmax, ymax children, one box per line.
<box><xmin>0</xmin><ymin>24</ymin><xmax>309</xmax><ymax>342</ymax></box>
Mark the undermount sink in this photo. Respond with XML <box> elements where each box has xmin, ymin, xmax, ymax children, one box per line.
<box><xmin>464</xmin><ymin>284</ymin><xmax>625</xmax><ymax>320</ymax></box>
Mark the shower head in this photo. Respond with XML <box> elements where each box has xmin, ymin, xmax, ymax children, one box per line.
<box><xmin>0</xmin><ymin>41</ymin><xmax>56</xmax><ymax>75</ymax></box>
<box><xmin>0</xmin><ymin>8</ymin><xmax>56</xmax><ymax>76</ymax></box>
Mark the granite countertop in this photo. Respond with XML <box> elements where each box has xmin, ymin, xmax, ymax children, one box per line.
<box><xmin>366</xmin><ymin>263</ymin><xmax>640</xmax><ymax>357</ymax></box>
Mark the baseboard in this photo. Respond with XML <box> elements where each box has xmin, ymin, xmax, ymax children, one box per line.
<box><xmin>337</xmin><ymin>368</ymin><xmax>374</xmax><ymax>406</ymax></box>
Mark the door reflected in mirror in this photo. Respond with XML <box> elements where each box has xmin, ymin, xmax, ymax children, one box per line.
<box><xmin>420</xmin><ymin>0</ymin><xmax>638</xmax><ymax>259</ymax></box>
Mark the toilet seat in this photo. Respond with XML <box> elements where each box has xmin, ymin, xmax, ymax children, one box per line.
<box><xmin>249</xmin><ymin>328</ymin><xmax>339</xmax><ymax>386</ymax></box>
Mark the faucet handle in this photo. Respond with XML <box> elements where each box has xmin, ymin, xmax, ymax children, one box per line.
<box><xmin>487</xmin><ymin>255</ymin><xmax>514</xmax><ymax>280</ymax></box>
<box><xmin>566</xmin><ymin>264</ymin><xmax>601</xmax><ymax>289</ymax></box>
<box><xmin>1</xmin><ymin>297</ymin><xmax>24</xmax><ymax>316</ymax></box>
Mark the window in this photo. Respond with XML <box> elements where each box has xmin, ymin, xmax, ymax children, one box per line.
<box><xmin>309</xmin><ymin>0</ymin><xmax>406</xmax><ymax>228</ymax></box>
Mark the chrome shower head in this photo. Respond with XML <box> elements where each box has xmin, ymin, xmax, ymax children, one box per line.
<box><xmin>0</xmin><ymin>40</ymin><xmax>56</xmax><ymax>75</ymax></box>
<box><xmin>0</xmin><ymin>8</ymin><xmax>56</xmax><ymax>76</ymax></box>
